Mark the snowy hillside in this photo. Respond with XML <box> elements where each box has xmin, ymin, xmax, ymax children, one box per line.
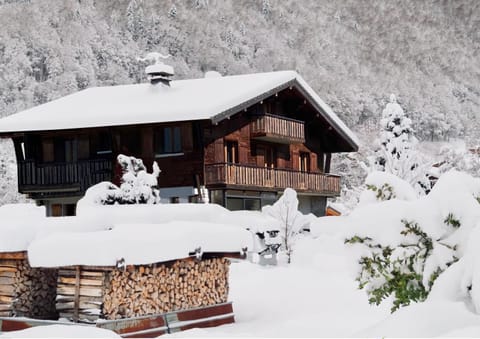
<box><xmin>0</xmin><ymin>0</ymin><xmax>479</xmax><ymax>141</ymax></box>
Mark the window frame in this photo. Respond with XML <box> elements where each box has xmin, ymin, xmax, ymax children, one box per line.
<box><xmin>154</xmin><ymin>126</ymin><xmax>183</xmax><ymax>158</ymax></box>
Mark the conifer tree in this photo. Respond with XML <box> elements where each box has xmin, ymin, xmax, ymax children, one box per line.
<box><xmin>374</xmin><ymin>94</ymin><xmax>431</xmax><ymax>194</ymax></box>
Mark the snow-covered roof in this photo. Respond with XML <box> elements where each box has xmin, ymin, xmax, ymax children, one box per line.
<box><xmin>0</xmin><ymin>71</ymin><xmax>359</xmax><ymax>149</ymax></box>
<box><xmin>0</xmin><ymin>202</ymin><xmax>277</xmax><ymax>254</ymax></box>
<box><xmin>28</xmin><ymin>221</ymin><xmax>253</xmax><ymax>267</ymax></box>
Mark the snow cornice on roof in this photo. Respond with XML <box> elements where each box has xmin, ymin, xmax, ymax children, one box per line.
<box><xmin>0</xmin><ymin>70</ymin><xmax>359</xmax><ymax>150</ymax></box>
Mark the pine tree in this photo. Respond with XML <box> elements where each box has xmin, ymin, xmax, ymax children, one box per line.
<box><xmin>168</xmin><ymin>4</ymin><xmax>177</xmax><ymax>19</ymax></box>
<box><xmin>374</xmin><ymin>94</ymin><xmax>431</xmax><ymax>194</ymax></box>
<box><xmin>126</xmin><ymin>0</ymin><xmax>145</xmax><ymax>41</ymax></box>
<box><xmin>262</xmin><ymin>0</ymin><xmax>271</xmax><ymax>18</ymax></box>
<box><xmin>375</xmin><ymin>94</ymin><xmax>413</xmax><ymax>170</ymax></box>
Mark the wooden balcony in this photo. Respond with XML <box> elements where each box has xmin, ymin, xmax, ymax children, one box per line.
<box><xmin>18</xmin><ymin>159</ymin><xmax>113</xmax><ymax>196</ymax></box>
<box><xmin>250</xmin><ymin>114</ymin><xmax>305</xmax><ymax>144</ymax></box>
<box><xmin>205</xmin><ymin>163</ymin><xmax>340</xmax><ymax>195</ymax></box>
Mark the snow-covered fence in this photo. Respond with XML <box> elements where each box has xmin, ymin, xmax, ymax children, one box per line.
<box><xmin>0</xmin><ymin>251</ymin><xmax>57</xmax><ymax>319</ymax></box>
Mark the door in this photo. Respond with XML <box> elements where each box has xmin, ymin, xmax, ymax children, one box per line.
<box><xmin>256</xmin><ymin>145</ymin><xmax>276</xmax><ymax>187</ymax></box>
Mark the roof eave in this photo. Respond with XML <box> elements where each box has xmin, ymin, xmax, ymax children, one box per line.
<box><xmin>210</xmin><ymin>77</ymin><xmax>359</xmax><ymax>152</ymax></box>
<box><xmin>210</xmin><ymin>80</ymin><xmax>296</xmax><ymax>125</ymax></box>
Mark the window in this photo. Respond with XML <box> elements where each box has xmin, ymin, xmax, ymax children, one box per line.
<box><xmin>78</xmin><ymin>135</ymin><xmax>90</xmax><ymax>160</ymax></box>
<box><xmin>119</xmin><ymin>129</ymin><xmax>140</xmax><ymax>156</ymax></box>
<box><xmin>155</xmin><ymin>126</ymin><xmax>182</xmax><ymax>156</ymax></box>
<box><xmin>226</xmin><ymin>197</ymin><xmax>261</xmax><ymax>211</ymax></box>
<box><xmin>94</xmin><ymin>131</ymin><xmax>112</xmax><ymax>156</ymax></box>
<box><xmin>42</xmin><ymin>138</ymin><xmax>54</xmax><ymax>163</ymax></box>
<box><xmin>225</xmin><ymin>141</ymin><xmax>238</xmax><ymax>163</ymax></box>
<box><xmin>256</xmin><ymin>145</ymin><xmax>276</xmax><ymax>168</ymax></box>
<box><xmin>300</xmin><ymin>152</ymin><xmax>310</xmax><ymax>172</ymax></box>
<box><xmin>49</xmin><ymin>203</ymin><xmax>76</xmax><ymax>217</ymax></box>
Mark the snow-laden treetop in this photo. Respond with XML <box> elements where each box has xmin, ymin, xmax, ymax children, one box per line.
<box><xmin>0</xmin><ymin>70</ymin><xmax>359</xmax><ymax>149</ymax></box>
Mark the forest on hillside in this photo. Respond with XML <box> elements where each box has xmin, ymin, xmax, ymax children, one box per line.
<box><xmin>1</xmin><ymin>0</ymin><xmax>479</xmax><ymax>140</ymax></box>
<box><xmin>0</xmin><ymin>0</ymin><xmax>479</xmax><ymax>205</ymax></box>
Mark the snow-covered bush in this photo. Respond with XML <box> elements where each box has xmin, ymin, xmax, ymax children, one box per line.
<box><xmin>311</xmin><ymin>170</ymin><xmax>480</xmax><ymax>313</ymax></box>
<box><xmin>81</xmin><ymin>155</ymin><xmax>161</xmax><ymax>205</ymax></box>
<box><xmin>358</xmin><ymin>171</ymin><xmax>418</xmax><ymax>206</ymax></box>
<box><xmin>346</xmin><ymin>218</ymin><xmax>458</xmax><ymax>312</ymax></box>
<box><xmin>436</xmin><ymin>144</ymin><xmax>480</xmax><ymax>178</ymax></box>
<box><xmin>262</xmin><ymin>188</ymin><xmax>309</xmax><ymax>264</ymax></box>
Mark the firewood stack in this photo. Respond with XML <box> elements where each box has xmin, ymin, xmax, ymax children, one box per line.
<box><xmin>103</xmin><ymin>257</ymin><xmax>230</xmax><ymax>320</ymax></box>
<box><xmin>0</xmin><ymin>255</ymin><xmax>57</xmax><ymax>319</ymax></box>
<box><xmin>55</xmin><ymin>257</ymin><xmax>231</xmax><ymax>322</ymax></box>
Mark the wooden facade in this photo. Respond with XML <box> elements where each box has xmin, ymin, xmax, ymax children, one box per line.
<box><xmin>6</xmin><ymin>84</ymin><xmax>356</xmax><ymax>216</ymax></box>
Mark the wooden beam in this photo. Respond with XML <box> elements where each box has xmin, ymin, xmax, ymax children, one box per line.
<box><xmin>0</xmin><ymin>252</ymin><xmax>27</xmax><ymax>260</ymax></box>
<box><xmin>73</xmin><ymin>266</ymin><xmax>80</xmax><ymax>323</ymax></box>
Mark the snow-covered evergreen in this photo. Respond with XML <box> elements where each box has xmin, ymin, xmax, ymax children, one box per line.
<box><xmin>83</xmin><ymin>154</ymin><xmax>161</xmax><ymax>205</ymax></box>
<box><xmin>373</xmin><ymin>95</ymin><xmax>431</xmax><ymax>195</ymax></box>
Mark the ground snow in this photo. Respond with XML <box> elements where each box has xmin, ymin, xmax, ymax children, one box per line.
<box><xmin>7</xmin><ymin>170</ymin><xmax>480</xmax><ymax>336</ymax></box>
<box><xmin>0</xmin><ymin>325</ymin><xmax>119</xmax><ymax>338</ymax></box>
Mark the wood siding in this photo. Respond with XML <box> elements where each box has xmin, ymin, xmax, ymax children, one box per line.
<box><xmin>250</xmin><ymin>113</ymin><xmax>305</xmax><ymax>144</ymax></box>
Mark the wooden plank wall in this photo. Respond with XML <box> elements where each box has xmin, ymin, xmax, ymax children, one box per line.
<box><xmin>56</xmin><ymin>267</ymin><xmax>107</xmax><ymax>323</ymax></box>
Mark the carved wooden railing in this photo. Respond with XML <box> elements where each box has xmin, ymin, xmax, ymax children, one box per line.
<box><xmin>205</xmin><ymin>163</ymin><xmax>340</xmax><ymax>195</ymax></box>
<box><xmin>250</xmin><ymin>114</ymin><xmax>305</xmax><ymax>143</ymax></box>
<box><xmin>18</xmin><ymin>159</ymin><xmax>113</xmax><ymax>194</ymax></box>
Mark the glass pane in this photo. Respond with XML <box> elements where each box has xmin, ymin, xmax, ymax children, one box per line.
<box><xmin>245</xmin><ymin>198</ymin><xmax>261</xmax><ymax>211</ymax></box>
<box><xmin>226</xmin><ymin>197</ymin><xmax>243</xmax><ymax>211</ymax></box>
<box><xmin>164</xmin><ymin>127</ymin><xmax>172</xmax><ymax>153</ymax></box>
<box><xmin>173</xmin><ymin>127</ymin><xmax>181</xmax><ymax>152</ymax></box>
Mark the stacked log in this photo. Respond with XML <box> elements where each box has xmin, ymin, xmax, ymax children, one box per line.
<box><xmin>55</xmin><ymin>257</ymin><xmax>230</xmax><ymax>322</ymax></box>
<box><xmin>0</xmin><ymin>253</ymin><xmax>57</xmax><ymax>319</ymax></box>
<box><xmin>56</xmin><ymin>268</ymin><xmax>107</xmax><ymax>323</ymax></box>
<box><xmin>0</xmin><ymin>259</ymin><xmax>16</xmax><ymax>317</ymax></box>
<box><xmin>103</xmin><ymin>257</ymin><xmax>230</xmax><ymax>320</ymax></box>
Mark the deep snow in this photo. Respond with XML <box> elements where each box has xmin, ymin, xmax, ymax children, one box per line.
<box><xmin>5</xmin><ymin>171</ymin><xmax>480</xmax><ymax>337</ymax></box>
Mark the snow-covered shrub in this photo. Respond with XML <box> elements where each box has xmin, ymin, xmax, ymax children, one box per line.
<box><xmin>262</xmin><ymin>188</ymin><xmax>308</xmax><ymax>264</ymax></box>
<box><xmin>346</xmin><ymin>218</ymin><xmax>458</xmax><ymax>312</ymax></box>
<box><xmin>320</xmin><ymin>171</ymin><xmax>480</xmax><ymax>313</ymax></box>
<box><xmin>81</xmin><ymin>155</ymin><xmax>161</xmax><ymax>205</ymax></box>
<box><xmin>358</xmin><ymin>171</ymin><xmax>417</xmax><ymax>206</ymax></box>
<box><xmin>437</xmin><ymin>144</ymin><xmax>480</xmax><ymax>178</ymax></box>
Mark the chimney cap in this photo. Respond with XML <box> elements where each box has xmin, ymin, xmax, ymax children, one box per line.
<box><xmin>145</xmin><ymin>63</ymin><xmax>174</xmax><ymax>77</ymax></box>
<box><xmin>138</xmin><ymin>52</ymin><xmax>174</xmax><ymax>85</ymax></box>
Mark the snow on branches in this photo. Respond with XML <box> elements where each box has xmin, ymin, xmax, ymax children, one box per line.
<box><xmin>81</xmin><ymin>155</ymin><xmax>161</xmax><ymax>205</ymax></box>
<box><xmin>373</xmin><ymin>94</ymin><xmax>431</xmax><ymax>195</ymax></box>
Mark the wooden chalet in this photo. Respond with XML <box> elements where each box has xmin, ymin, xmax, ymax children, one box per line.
<box><xmin>0</xmin><ymin>69</ymin><xmax>358</xmax><ymax>216</ymax></box>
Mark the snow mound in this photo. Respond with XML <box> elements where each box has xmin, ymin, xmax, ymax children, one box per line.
<box><xmin>358</xmin><ymin>171</ymin><xmax>418</xmax><ymax>206</ymax></box>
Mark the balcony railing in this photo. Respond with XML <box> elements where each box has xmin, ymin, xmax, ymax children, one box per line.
<box><xmin>250</xmin><ymin>114</ymin><xmax>305</xmax><ymax>144</ymax></box>
<box><xmin>18</xmin><ymin>159</ymin><xmax>113</xmax><ymax>194</ymax></box>
<box><xmin>205</xmin><ymin>163</ymin><xmax>340</xmax><ymax>195</ymax></box>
